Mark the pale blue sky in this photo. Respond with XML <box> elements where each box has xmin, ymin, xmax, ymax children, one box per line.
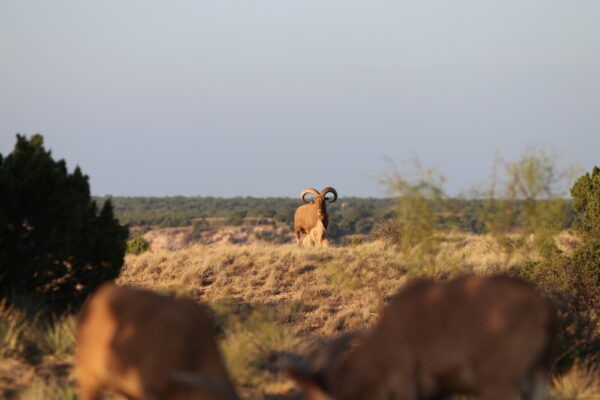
<box><xmin>1</xmin><ymin>1</ymin><xmax>599</xmax><ymax>197</ymax></box>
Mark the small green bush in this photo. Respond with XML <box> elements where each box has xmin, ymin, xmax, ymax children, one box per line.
<box><xmin>226</xmin><ymin>210</ymin><xmax>247</xmax><ymax>226</ymax></box>
<box><xmin>349</xmin><ymin>237</ymin><xmax>364</xmax><ymax>246</ymax></box>
<box><xmin>371</xmin><ymin>219</ymin><xmax>403</xmax><ymax>246</ymax></box>
<box><xmin>126</xmin><ymin>236</ymin><xmax>151</xmax><ymax>255</ymax></box>
<box><xmin>192</xmin><ymin>218</ymin><xmax>210</xmax><ymax>232</ymax></box>
<box><xmin>254</xmin><ymin>230</ymin><xmax>274</xmax><ymax>242</ymax></box>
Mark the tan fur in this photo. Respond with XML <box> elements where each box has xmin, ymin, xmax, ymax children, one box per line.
<box><xmin>76</xmin><ymin>283</ymin><xmax>238</xmax><ymax>400</ymax></box>
<box><xmin>294</xmin><ymin>187</ymin><xmax>337</xmax><ymax>247</ymax></box>
<box><xmin>288</xmin><ymin>275</ymin><xmax>557</xmax><ymax>400</ymax></box>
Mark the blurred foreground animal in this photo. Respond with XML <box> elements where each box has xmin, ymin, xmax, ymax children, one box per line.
<box><xmin>76</xmin><ymin>283</ymin><xmax>238</xmax><ymax>400</ymax></box>
<box><xmin>294</xmin><ymin>187</ymin><xmax>337</xmax><ymax>246</ymax></box>
<box><xmin>286</xmin><ymin>275</ymin><xmax>557</xmax><ymax>400</ymax></box>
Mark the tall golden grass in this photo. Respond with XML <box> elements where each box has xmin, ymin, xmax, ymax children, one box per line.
<box><xmin>1</xmin><ymin>232</ymin><xmax>594</xmax><ymax>399</ymax></box>
<box><xmin>115</xmin><ymin>232</ymin><xmax>584</xmax><ymax>398</ymax></box>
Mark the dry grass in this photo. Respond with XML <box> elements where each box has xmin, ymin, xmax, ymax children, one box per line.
<box><xmin>551</xmin><ymin>365</ymin><xmax>600</xmax><ymax>400</ymax></box>
<box><xmin>2</xmin><ymin>232</ymin><xmax>595</xmax><ymax>399</ymax></box>
<box><xmin>0</xmin><ymin>299</ymin><xmax>31</xmax><ymax>358</ymax></box>
<box><xmin>120</xmin><ymin>242</ymin><xmax>393</xmax><ymax>335</ymax></box>
<box><xmin>142</xmin><ymin>221</ymin><xmax>296</xmax><ymax>250</ymax></box>
<box><xmin>120</xmin><ymin>235</ymin><xmax>518</xmax><ymax>338</ymax></box>
<box><xmin>0</xmin><ymin>299</ymin><xmax>77</xmax><ymax>398</ymax></box>
<box><xmin>15</xmin><ymin>377</ymin><xmax>77</xmax><ymax>400</ymax></box>
<box><xmin>116</xmin><ymin>232</ymin><xmax>561</xmax><ymax>398</ymax></box>
<box><xmin>119</xmin><ymin>232</ymin><xmax>555</xmax><ymax>305</ymax></box>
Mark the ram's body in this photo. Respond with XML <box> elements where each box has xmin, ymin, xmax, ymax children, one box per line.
<box><xmin>76</xmin><ymin>283</ymin><xmax>237</xmax><ymax>400</ymax></box>
<box><xmin>295</xmin><ymin>205</ymin><xmax>328</xmax><ymax>246</ymax></box>
<box><xmin>288</xmin><ymin>275</ymin><xmax>557</xmax><ymax>400</ymax></box>
<box><xmin>294</xmin><ymin>187</ymin><xmax>337</xmax><ymax>246</ymax></box>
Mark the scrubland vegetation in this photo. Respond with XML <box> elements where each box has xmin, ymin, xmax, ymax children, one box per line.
<box><xmin>1</xmin><ymin>136</ymin><xmax>599</xmax><ymax>399</ymax></box>
<box><xmin>98</xmin><ymin>196</ymin><xmax>396</xmax><ymax>237</ymax></box>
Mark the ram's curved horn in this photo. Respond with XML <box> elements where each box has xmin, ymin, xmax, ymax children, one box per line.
<box><xmin>320</xmin><ymin>187</ymin><xmax>338</xmax><ymax>203</ymax></box>
<box><xmin>170</xmin><ymin>371</ymin><xmax>239</xmax><ymax>400</ymax></box>
<box><xmin>300</xmin><ymin>188</ymin><xmax>320</xmax><ymax>203</ymax></box>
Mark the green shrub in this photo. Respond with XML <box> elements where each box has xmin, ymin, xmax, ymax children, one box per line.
<box><xmin>570</xmin><ymin>166</ymin><xmax>600</xmax><ymax>239</ymax></box>
<box><xmin>254</xmin><ymin>230</ymin><xmax>275</xmax><ymax>242</ymax></box>
<box><xmin>371</xmin><ymin>219</ymin><xmax>403</xmax><ymax>246</ymax></box>
<box><xmin>253</xmin><ymin>229</ymin><xmax>290</xmax><ymax>244</ymax></box>
<box><xmin>518</xmin><ymin>167</ymin><xmax>600</xmax><ymax>371</ymax></box>
<box><xmin>477</xmin><ymin>147</ymin><xmax>571</xmax><ymax>265</ymax></box>
<box><xmin>0</xmin><ymin>134</ymin><xmax>128</xmax><ymax>312</ymax></box>
<box><xmin>377</xmin><ymin>157</ymin><xmax>446</xmax><ymax>251</ymax></box>
<box><xmin>226</xmin><ymin>210</ymin><xmax>247</xmax><ymax>226</ymax></box>
<box><xmin>126</xmin><ymin>236</ymin><xmax>151</xmax><ymax>255</ymax></box>
<box><xmin>349</xmin><ymin>237</ymin><xmax>364</xmax><ymax>246</ymax></box>
<box><xmin>192</xmin><ymin>217</ymin><xmax>210</xmax><ymax>232</ymax></box>
<box><xmin>520</xmin><ymin>242</ymin><xmax>600</xmax><ymax>370</ymax></box>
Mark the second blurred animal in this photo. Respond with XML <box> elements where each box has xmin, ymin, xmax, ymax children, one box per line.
<box><xmin>286</xmin><ymin>275</ymin><xmax>557</xmax><ymax>400</ymax></box>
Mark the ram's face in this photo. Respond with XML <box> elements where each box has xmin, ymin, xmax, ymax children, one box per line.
<box><xmin>314</xmin><ymin>196</ymin><xmax>327</xmax><ymax>218</ymax></box>
<box><xmin>313</xmin><ymin>195</ymin><xmax>326</xmax><ymax>207</ymax></box>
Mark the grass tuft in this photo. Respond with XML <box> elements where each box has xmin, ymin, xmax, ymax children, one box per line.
<box><xmin>17</xmin><ymin>377</ymin><xmax>77</xmax><ymax>400</ymax></box>
<box><xmin>34</xmin><ymin>315</ymin><xmax>77</xmax><ymax>356</ymax></box>
<box><xmin>0</xmin><ymin>299</ymin><xmax>32</xmax><ymax>357</ymax></box>
<box><xmin>551</xmin><ymin>365</ymin><xmax>600</xmax><ymax>400</ymax></box>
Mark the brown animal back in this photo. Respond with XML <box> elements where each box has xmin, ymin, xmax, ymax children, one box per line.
<box><xmin>107</xmin><ymin>287</ymin><xmax>231</xmax><ymax>383</ymax></box>
<box><xmin>369</xmin><ymin>275</ymin><xmax>554</xmax><ymax>384</ymax></box>
<box><xmin>77</xmin><ymin>283</ymin><xmax>235</xmax><ymax>399</ymax></box>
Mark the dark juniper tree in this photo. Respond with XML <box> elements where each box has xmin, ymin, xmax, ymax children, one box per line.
<box><xmin>0</xmin><ymin>134</ymin><xmax>128</xmax><ymax>312</ymax></box>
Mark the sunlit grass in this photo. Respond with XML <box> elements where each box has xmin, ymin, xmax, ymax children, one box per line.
<box><xmin>1</xmin><ymin>232</ymin><xmax>596</xmax><ymax>399</ymax></box>
<box><xmin>551</xmin><ymin>365</ymin><xmax>600</xmax><ymax>400</ymax></box>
